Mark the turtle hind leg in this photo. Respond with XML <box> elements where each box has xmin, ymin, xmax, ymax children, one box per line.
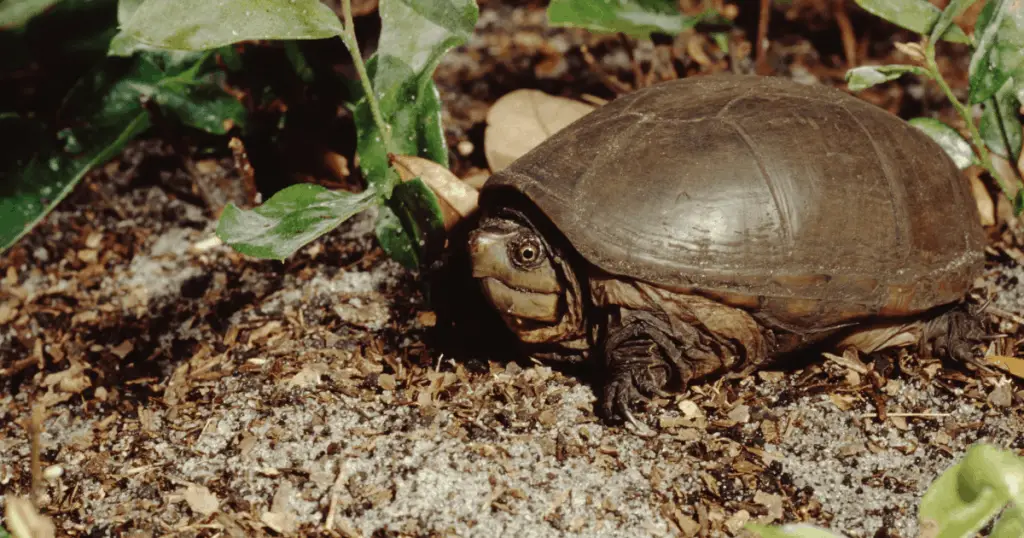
<box><xmin>919</xmin><ymin>301</ymin><xmax>993</xmax><ymax>368</ymax></box>
<box><xmin>600</xmin><ymin>309</ymin><xmax>728</xmax><ymax>427</ymax></box>
<box><xmin>835</xmin><ymin>302</ymin><xmax>992</xmax><ymax>370</ymax></box>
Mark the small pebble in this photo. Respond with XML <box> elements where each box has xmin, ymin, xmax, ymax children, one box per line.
<box><xmin>43</xmin><ymin>465</ymin><xmax>64</xmax><ymax>481</ymax></box>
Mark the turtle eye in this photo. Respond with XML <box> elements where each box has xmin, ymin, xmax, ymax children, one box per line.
<box><xmin>510</xmin><ymin>237</ymin><xmax>545</xmax><ymax>269</ymax></box>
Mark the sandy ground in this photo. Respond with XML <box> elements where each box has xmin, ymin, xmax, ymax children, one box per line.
<box><xmin>3</xmin><ymin>2</ymin><xmax>1024</xmax><ymax>538</ymax></box>
<box><xmin>1</xmin><ymin>179</ymin><xmax>1021</xmax><ymax>537</ymax></box>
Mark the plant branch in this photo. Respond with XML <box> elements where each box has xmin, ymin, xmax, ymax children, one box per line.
<box><xmin>985</xmin><ymin>92</ymin><xmax>1024</xmax><ymax>185</ymax></box>
<box><xmin>340</xmin><ymin>0</ymin><xmax>392</xmax><ymax>152</ymax></box>
<box><xmin>924</xmin><ymin>43</ymin><xmax>1014</xmax><ymax>199</ymax></box>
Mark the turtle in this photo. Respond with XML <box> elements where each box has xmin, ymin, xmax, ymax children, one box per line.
<box><xmin>466</xmin><ymin>74</ymin><xmax>990</xmax><ymax>426</ymax></box>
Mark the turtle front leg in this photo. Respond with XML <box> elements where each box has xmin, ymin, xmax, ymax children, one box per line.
<box><xmin>600</xmin><ymin>309</ymin><xmax>727</xmax><ymax>426</ymax></box>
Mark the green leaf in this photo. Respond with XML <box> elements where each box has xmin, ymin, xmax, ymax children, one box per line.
<box><xmin>1</xmin><ymin>51</ymin><xmax>247</xmax><ymax>254</ymax></box>
<box><xmin>118</xmin><ymin>0</ymin><xmax>344</xmax><ymax>51</ymax></box>
<box><xmin>745</xmin><ymin>523</ymin><xmax>847</xmax><ymax>538</ymax></box>
<box><xmin>108</xmin><ymin>0</ymin><xmax>151</xmax><ymax>57</ymax></box>
<box><xmin>845</xmin><ymin>64</ymin><xmax>930</xmax><ymax>91</ymax></box>
<box><xmin>992</xmin><ymin>507</ymin><xmax>1024</xmax><ymax>538</ymax></box>
<box><xmin>0</xmin><ymin>113</ymin><xmax>151</xmax><ymax>253</ymax></box>
<box><xmin>980</xmin><ymin>78</ymin><xmax>1023</xmax><ymax>164</ymax></box>
<box><xmin>919</xmin><ymin>445</ymin><xmax>1024</xmax><ymax>538</ymax></box>
<box><xmin>547</xmin><ymin>0</ymin><xmax>713</xmax><ymax>38</ymax></box>
<box><xmin>216</xmin><ymin>184</ymin><xmax>379</xmax><ymax>260</ymax></box>
<box><xmin>353</xmin><ymin>0</ymin><xmax>478</xmax><ymax>189</ymax></box>
<box><xmin>908</xmin><ymin>117</ymin><xmax>979</xmax><ymax>169</ymax></box>
<box><xmin>66</xmin><ymin>51</ymin><xmax>247</xmax><ymax>135</ymax></box>
<box><xmin>284</xmin><ymin>41</ymin><xmax>315</xmax><ymax>84</ymax></box>
<box><xmin>1016</xmin><ymin>188</ymin><xmax>1024</xmax><ymax>216</ymax></box>
<box><xmin>918</xmin><ymin>462</ymin><xmax>1006</xmax><ymax>537</ymax></box>
<box><xmin>372</xmin><ymin>0</ymin><xmax>476</xmax><ymax>102</ymax></box>
<box><xmin>852</xmin><ymin>0</ymin><xmax>970</xmax><ymax>43</ymax></box>
<box><xmin>352</xmin><ymin>63</ymin><xmax>449</xmax><ymax>193</ymax></box>
<box><xmin>0</xmin><ymin>0</ymin><xmax>60</xmax><ymax>28</ymax></box>
<box><xmin>374</xmin><ymin>179</ymin><xmax>446</xmax><ymax>270</ymax></box>
<box><xmin>348</xmin><ymin>0</ymin><xmax>478</xmax><ymax>268</ymax></box>
<box><xmin>968</xmin><ymin>0</ymin><xmax>1024</xmax><ymax>104</ymax></box>
<box><xmin>374</xmin><ymin>203</ymin><xmax>418</xmax><ymax>269</ymax></box>
<box><xmin>711</xmin><ymin>31</ymin><xmax>730</xmax><ymax>53</ymax></box>
<box><xmin>959</xmin><ymin>445</ymin><xmax>1024</xmax><ymax>506</ymax></box>
<box><xmin>929</xmin><ymin>0</ymin><xmax>978</xmax><ymax>44</ymax></box>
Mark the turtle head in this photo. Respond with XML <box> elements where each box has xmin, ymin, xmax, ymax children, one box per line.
<box><xmin>468</xmin><ymin>208</ymin><xmax>586</xmax><ymax>353</ymax></box>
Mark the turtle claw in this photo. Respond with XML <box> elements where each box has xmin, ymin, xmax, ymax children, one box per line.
<box><xmin>601</xmin><ymin>371</ymin><xmax>647</xmax><ymax>421</ymax></box>
<box><xmin>600</xmin><ymin>310</ymin><xmax>685</xmax><ymax>428</ymax></box>
<box><xmin>621</xmin><ymin>407</ymin><xmax>655</xmax><ymax>437</ymax></box>
<box><xmin>649</xmin><ymin>387</ymin><xmax>672</xmax><ymax>399</ymax></box>
<box><xmin>601</xmin><ymin>372</ymin><xmax>656</xmax><ymax>436</ymax></box>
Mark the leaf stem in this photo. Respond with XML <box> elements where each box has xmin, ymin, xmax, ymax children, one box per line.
<box><xmin>339</xmin><ymin>0</ymin><xmax>392</xmax><ymax>152</ymax></box>
<box><xmin>924</xmin><ymin>43</ymin><xmax>1014</xmax><ymax>199</ymax></box>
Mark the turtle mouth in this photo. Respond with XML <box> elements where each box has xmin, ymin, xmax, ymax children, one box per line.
<box><xmin>479</xmin><ymin>276</ymin><xmax>561</xmax><ymax>323</ymax></box>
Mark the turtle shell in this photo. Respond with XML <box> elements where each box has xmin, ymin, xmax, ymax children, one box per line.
<box><xmin>482</xmin><ymin>75</ymin><xmax>987</xmax><ymax>329</ymax></box>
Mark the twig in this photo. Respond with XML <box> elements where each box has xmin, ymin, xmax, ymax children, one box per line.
<box><xmin>340</xmin><ymin>0</ymin><xmax>392</xmax><ymax>153</ymax></box>
<box><xmin>755</xmin><ymin>0</ymin><xmax>772</xmax><ymax>74</ymax></box>
<box><xmin>180</xmin><ymin>150</ymin><xmax>220</xmax><ymax>216</ymax></box>
<box><xmin>28</xmin><ymin>404</ymin><xmax>45</xmax><ymax>508</ymax></box>
<box><xmin>856</xmin><ymin>412</ymin><xmax>952</xmax><ymax>419</ymax></box>
<box><xmin>1</xmin><ymin>355</ymin><xmax>42</xmax><ymax>378</ymax></box>
<box><xmin>324</xmin><ymin>463</ymin><xmax>347</xmax><ymax>531</ymax></box>
<box><xmin>924</xmin><ymin>44</ymin><xmax>1015</xmax><ymax>200</ymax></box>
<box><xmin>832</xmin><ymin>0</ymin><xmax>857</xmax><ymax>67</ymax></box>
<box><xmin>228</xmin><ymin>137</ymin><xmax>258</xmax><ymax>206</ymax></box>
<box><xmin>981</xmin><ymin>303</ymin><xmax>1024</xmax><ymax>326</ymax></box>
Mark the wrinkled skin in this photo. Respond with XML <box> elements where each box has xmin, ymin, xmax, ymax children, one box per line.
<box><xmin>468</xmin><ymin>211</ymin><xmax>992</xmax><ymax>429</ymax></box>
<box><xmin>467</xmin><ymin>208</ymin><xmax>739</xmax><ymax>425</ymax></box>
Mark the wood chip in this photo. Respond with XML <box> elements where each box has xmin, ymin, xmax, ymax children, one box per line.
<box><xmin>988</xmin><ymin>382</ymin><xmax>1013</xmax><ymax>408</ymax></box>
<box><xmin>378</xmin><ymin>373</ymin><xmax>397</xmax><ymax>391</ymax></box>
<box><xmin>678</xmin><ymin>400</ymin><xmax>701</xmax><ymax>418</ymax></box>
<box><xmin>659</xmin><ymin>416</ymin><xmax>690</xmax><ymax>429</ymax></box>
<box><xmin>84</xmin><ymin>231</ymin><xmax>103</xmax><ymax>248</ymax></box>
<box><xmin>416</xmin><ymin>311</ymin><xmax>437</xmax><ymax>327</ymax></box>
<box><xmin>829</xmin><ymin>393</ymin><xmax>857</xmax><ymax>411</ymax></box>
<box><xmin>0</xmin><ymin>300</ymin><xmax>18</xmax><ymax>324</ymax></box>
<box><xmin>110</xmin><ymin>340</ymin><xmax>134</xmax><ymax>359</ymax></box>
<box><xmin>760</xmin><ymin>420</ymin><xmax>781</xmax><ymax>444</ymax></box>
<box><xmin>724</xmin><ymin>509</ymin><xmax>751</xmax><ymax>535</ymax></box>
<box><xmin>184</xmin><ymin>484</ymin><xmax>220</xmax><ymax>516</ymax></box>
<box><xmin>262</xmin><ymin>481</ymin><xmax>298</xmax><ymax>533</ymax></box>
<box><xmin>77</xmin><ymin>249</ymin><xmax>98</xmax><ymax>263</ymax></box>
<box><xmin>754</xmin><ymin>491</ymin><xmax>784</xmax><ymax>522</ymax></box>
<box><xmin>988</xmin><ymin>355</ymin><xmax>1024</xmax><ymax>380</ymax></box>
<box><xmin>726</xmin><ymin>404</ymin><xmax>750</xmax><ymax>423</ymax></box>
